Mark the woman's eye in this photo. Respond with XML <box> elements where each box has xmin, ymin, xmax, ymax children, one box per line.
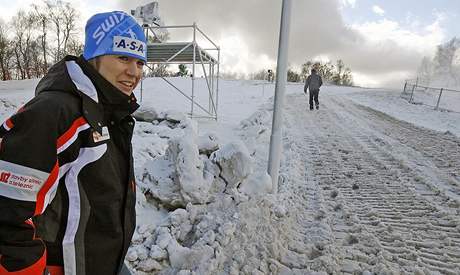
<box><xmin>137</xmin><ymin>61</ymin><xmax>145</xmax><ymax>67</ymax></box>
<box><xmin>118</xmin><ymin>56</ymin><xmax>129</xmax><ymax>61</ymax></box>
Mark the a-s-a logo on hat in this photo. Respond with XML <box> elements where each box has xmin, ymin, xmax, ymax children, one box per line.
<box><xmin>113</xmin><ymin>36</ymin><xmax>146</xmax><ymax>58</ymax></box>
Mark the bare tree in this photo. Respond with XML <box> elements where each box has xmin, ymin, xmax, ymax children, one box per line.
<box><xmin>331</xmin><ymin>60</ymin><xmax>353</xmax><ymax>86</ymax></box>
<box><xmin>1</xmin><ymin>1</ymin><xmax>81</xmax><ymax>80</ymax></box>
<box><xmin>12</xmin><ymin>10</ymin><xmax>44</xmax><ymax>79</ymax></box>
<box><xmin>66</xmin><ymin>37</ymin><xmax>84</xmax><ymax>57</ymax></box>
<box><xmin>61</xmin><ymin>3</ymin><xmax>78</xmax><ymax>56</ymax></box>
<box><xmin>287</xmin><ymin>68</ymin><xmax>301</xmax><ymax>82</ymax></box>
<box><xmin>249</xmin><ymin>69</ymin><xmax>268</xmax><ymax>80</ymax></box>
<box><xmin>11</xmin><ymin>10</ymin><xmax>32</xmax><ymax>79</ymax></box>
<box><xmin>32</xmin><ymin>3</ymin><xmax>50</xmax><ymax>74</ymax></box>
<box><xmin>220</xmin><ymin>71</ymin><xmax>239</xmax><ymax>80</ymax></box>
<box><xmin>315</xmin><ymin>61</ymin><xmax>334</xmax><ymax>82</ymax></box>
<box><xmin>147</xmin><ymin>64</ymin><xmax>170</xmax><ymax>77</ymax></box>
<box><xmin>29</xmin><ymin>40</ymin><xmax>45</xmax><ymax>78</ymax></box>
<box><xmin>418</xmin><ymin>37</ymin><xmax>460</xmax><ymax>87</ymax></box>
<box><xmin>301</xmin><ymin>60</ymin><xmax>313</xmax><ymax>81</ymax></box>
<box><xmin>417</xmin><ymin>57</ymin><xmax>433</xmax><ymax>83</ymax></box>
<box><xmin>0</xmin><ymin>19</ymin><xmax>13</xmax><ymax>80</ymax></box>
<box><xmin>341</xmin><ymin>67</ymin><xmax>353</xmax><ymax>86</ymax></box>
<box><xmin>47</xmin><ymin>0</ymin><xmax>79</xmax><ymax>62</ymax></box>
<box><xmin>301</xmin><ymin>59</ymin><xmax>354</xmax><ymax>86</ymax></box>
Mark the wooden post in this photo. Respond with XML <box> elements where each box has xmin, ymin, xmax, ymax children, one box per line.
<box><xmin>409</xmin><ymin>84</ymin><xmax>416</xmax><ymax>103</ymax></box>
<box><xmin>435</xmin><ymin>88</ymin><xmax>444</xmax><ymax>110</ymax></box>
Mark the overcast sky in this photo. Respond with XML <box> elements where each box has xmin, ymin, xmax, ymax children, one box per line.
<box><xmin>0</xmin><ymin>0</ymin><xmax>458</xmax><ymax>88</ymax></box>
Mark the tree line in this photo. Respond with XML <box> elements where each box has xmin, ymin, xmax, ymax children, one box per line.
<box><xmin>0</xmin><ymin>1</ymin><xmax>82</xmax><ymax>81</ymax></box>
<box><xmin>247</xmin><ymin>59</ymin><xmax>354</xmax><ymax>86</ymax></box>
<box><xmin>417</xmin><ymin>37</ymin><xmax>460</xmax><ymax>88</ymax></box>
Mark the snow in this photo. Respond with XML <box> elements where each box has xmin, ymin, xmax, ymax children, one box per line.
<box><xmin>327</xmin><ymin>86</ymin><xmax>460</xmax><ymax>137</ymax></box>
<box><xmin>1</xmin><ymin>77</ymin><xmax>460</xmax><ymax>274</ymax></box>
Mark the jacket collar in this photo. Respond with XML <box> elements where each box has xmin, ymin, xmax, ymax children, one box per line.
<box><xmin>36</xmin><ymin>55</ymin><xmax>140</xmax><ymax>133</ymax></box>
<box><xmin>75</xmin><ymin>56</ymin><xmax>140</xmax><ymax>123</ymax></box>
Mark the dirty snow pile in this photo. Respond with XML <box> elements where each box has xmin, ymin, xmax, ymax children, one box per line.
<box><xmin>127</xmin><ymin>105</ymin><xmax>281</xmax><ymax>274</ymax></box>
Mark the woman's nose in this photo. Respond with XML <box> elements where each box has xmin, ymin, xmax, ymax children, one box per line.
<box><xmin>125</xmin><ymin>61</ymin><xmax>139</xmax><ymax>76</ymax></box>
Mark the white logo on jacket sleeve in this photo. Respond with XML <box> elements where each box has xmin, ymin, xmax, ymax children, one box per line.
<box><xmin>0</xmin><ymin>160</ymin><xmax>49</xmax><ymax>201</ymax></box>
<box><xmin>0</xmin><ymin>171</ymin><xmax>41</xmax><ymax>191</ymax></box>
<box><xmin>113</xmin><ymin>36</ymin><xmax>146</xmax><ymax>58</ymax></box>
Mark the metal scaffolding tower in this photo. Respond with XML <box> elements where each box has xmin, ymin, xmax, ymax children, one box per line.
<box><xmin>141</xmin><ymin>23</ymin><xmax>220</xmax><ymax>120</ymax></box>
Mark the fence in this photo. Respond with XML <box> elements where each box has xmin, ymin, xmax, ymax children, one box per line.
<box><xmin>401</xmin><ymin>79</ymin><xmax>460</xmax><ymax>113</ymax></box>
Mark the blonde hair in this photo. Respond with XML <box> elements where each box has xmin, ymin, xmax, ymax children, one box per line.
<box><xmin>88</xmin><ymin>57</ymin><xmax>101</xmax><ymax>70</ymax></box>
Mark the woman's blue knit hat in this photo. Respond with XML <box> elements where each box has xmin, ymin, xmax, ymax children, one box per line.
<box><xmin>83</xmin><ymin>11</ymin><xmax>147</xmax><ymax>62</ymax></box>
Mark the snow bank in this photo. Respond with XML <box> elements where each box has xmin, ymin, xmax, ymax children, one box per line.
<box><xmin>133</xmin><ymin>105</ymin><xmax>159</xmax><ymax>122</ymax></box>
<box><xmin>128</xmin><ymin>107</ymin><xmax>275</xmax><ymax>274</ymax></box>
<box><xmin>210</xmin><ymin>141</ymin><xmax>253</xmax><ymax>191</ymax></box>
<box><xmin>0</xmin><ymin>98</ymin><xmax>19</xmax><ymax>120</ymax></box>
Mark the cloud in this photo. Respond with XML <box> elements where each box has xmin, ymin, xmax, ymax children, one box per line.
<box><xmin>116</xmin><ymin>0</ymin><xmax>445</xmax><ymax>88</ymax></box>
<box><xmin>0</xmin><ymin>0</ymin><xmax>36</xmax><ymax>22</ymax></box>
<box><xmin>372</xmin><ymin>5</ymin><xmax>385</xmax><ymax>16</ymax></box>
<box><xmin>341</xmin><ymin>0</ymin><xmax>356</xmax><ymax>9</ymax></box>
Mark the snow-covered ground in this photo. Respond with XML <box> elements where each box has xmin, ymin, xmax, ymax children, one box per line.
<box><xmin>1</xmin><ymin>77</ymin><xmax>460</xmax><ymax>274</ymax></box>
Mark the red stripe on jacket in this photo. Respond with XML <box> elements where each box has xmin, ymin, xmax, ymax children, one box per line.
<box><xmin>34</xmin><ymin>161</ymin><xmax>59</xmax><ymax>216</ymax></box>
<box><xmin>56</xmin><ymin>117</ymin><xmax>87</xmax><ymax>150</ymax></box>
<box><xmin>0</xmin><ymin>249</ymin><xmax>46</xmax><ymax>275</ymax></box>
<box><xmin>5</xmin><ymin>119</ymin><xmax>14</xmax><ymax>130</ymax></box>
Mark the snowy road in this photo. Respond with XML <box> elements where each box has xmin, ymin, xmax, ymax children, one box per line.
<box><xmin>275</xmin><ymin>94</ymin><xmax>460</xmax><ymax>274</ymax></box>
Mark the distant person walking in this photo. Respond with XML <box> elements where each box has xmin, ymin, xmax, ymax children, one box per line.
<box><xmin>304</xmin><ymin>68</ymin><xmax>323</xmax><ymax>110</ymax></box>
<box><xmin>267</xmin><ymin>69</ymin><xmax>274</xmax><ymax>83</ymax></box>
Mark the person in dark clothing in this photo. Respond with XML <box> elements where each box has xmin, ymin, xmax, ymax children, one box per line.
<box><xmin>304</xmin><ymin>68</ymin><xmax>323</xmax><ymax>110</ymax></box>
<box><xmin>0</xmin><ymin>11</ymin><xmax>146</xmax><ymax>275</ymax></box>
<box><xmin>267</xmin><ymin>69</ymin><xmax>274</xmax><ymax>83</ymax></box>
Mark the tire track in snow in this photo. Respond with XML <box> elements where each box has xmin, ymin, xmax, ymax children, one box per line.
<box><xmin>279</xmin><ymin>94</ymin><xmax>460</xmax><ymax>274</ymax></box>
<box><xmin>326</xmin><ymin>97</ymin><xmax>460</xmax><ymax>274</ymax></box>
<box><xmin>353</xmin><ymin>101</ymin><xmax>460</xmax><ymax>205</ymax></box>
<box><xmin>336</xmin><ymin>98</ymin><xmax>460</xmax><ymax>218</ymax></box>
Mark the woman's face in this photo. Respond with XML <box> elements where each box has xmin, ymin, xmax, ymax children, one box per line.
<box><xmin>94</xmin><ymin>55</ymin><xmax>144</xmax><ymax>96</ymax></box>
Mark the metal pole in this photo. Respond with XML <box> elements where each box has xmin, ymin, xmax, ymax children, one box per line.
<box><xmin>191</xmin><ymin>22</ymin><xmax>196</xmax><ymax>119</ymax></box>
<box><xmin>401</xmin><ymin>81</ymin><xmax>407</xmax><ymax>98</ymax></box>
<box><xmin>195</xmin><ymin>25</ymin><xmax>220</xmax><ymax>49</ymax></box>
<box><xmin>209</xmin><ymin>63</ymin><xmax>213</xmax><ymax>114</ymax></box>
<box><xmin>435</xmin><ymin>88</ymin><xmax>444</xmax><ymax>110</ymax></box>
<box><xmin>140</xmin><ymin>72</ymin><xmax>143</xmax><ymax>102</ymax></box>
<box><xmin>166</xmin><ymin>43</ymin><xmax>193</xmax><ymax>62</ymax></box>
<box><xmin>140</xmin><ymin>25</ymin><xmax>149</xmax><ymax>103</ymax></box>
<box><xmin>198</xmin><ymin>49</ymin><xmax>215</xmax><ymax>114</ymax></box>
<box><xmin>150</xmin><ymin>24</ymin><xmax>195</xmax><ymax>29</ymax></box>
<box><xmin>409</xmin><ymin>83</ymin><xmax>416</xmax><ymax>103</ymax></box>
<box><xmin>267</xmin><ymin>0</ymin><xmax>292</xmax><ymax>193</ymax></box>
<box><xmin>160</xmin><ymin>77</ymin><xmax>212</xmax><ymax>115</ymax></box>
<box><xmin>216</xmin><ymin>47</ymin><xmax>220</xmax><ymax>120</ymax></box>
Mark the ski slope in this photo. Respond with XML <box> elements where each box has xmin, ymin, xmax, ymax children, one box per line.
<box><xmin>272</xmin><ymin>93</ymin><xmax>460</xmax><ymax>274</ymax></box>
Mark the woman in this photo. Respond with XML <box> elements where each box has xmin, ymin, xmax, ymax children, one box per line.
<box><xmin>0</xmin><ymin>11</ymin><xmax>146</xmax><ymax>275</ymax></box>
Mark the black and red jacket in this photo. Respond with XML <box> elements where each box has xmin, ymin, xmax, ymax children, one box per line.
<box><xmin>0</xmin><ymin>55</ymin><xmax>139</xmax><ymax>275</ymax></box>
